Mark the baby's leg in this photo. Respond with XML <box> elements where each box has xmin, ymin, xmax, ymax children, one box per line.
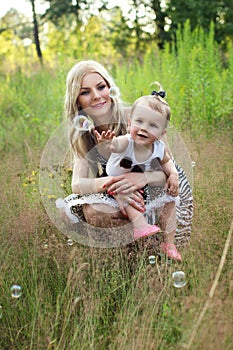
<box><xmin>126</xmin><ymin>205</ymin><xmax>160</xmax><ymax>240</ymax></box>
<box><xmin>158</xmin><ymin>201</ymin><xmax>176</xmax><ymax>243</ymax></box>
<box><xmin>158</xmin><ymin>201</ymin><xmax>182</xmax><ymax>261</ymax></box>
<box><xmin>126</xmin><ymin>205</ymin><xmax>148</xmax><ymax>230</ymax></box>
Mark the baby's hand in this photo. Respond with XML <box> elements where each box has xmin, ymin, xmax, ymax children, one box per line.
<box><xmin>165</xmin><ymin>174</ymin><xmax>179</xmax><ymax>197</ymax></box>
<box><xmin>95</xmin><ymin>129</ymin><xmax>115</xmax><ymax>145</ymax></box>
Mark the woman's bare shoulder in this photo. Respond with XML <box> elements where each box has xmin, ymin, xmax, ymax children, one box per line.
<box><xmin>123</xmin><ymin>105</ymin><xmax>132</xmax><ymax>117</ymax></box>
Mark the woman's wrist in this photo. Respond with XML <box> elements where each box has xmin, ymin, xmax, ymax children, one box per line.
<box><xmin>94</xmin><ymin>176</ymin><xmax>114</xmax><ymax>193</ymax></box>
<box><xmin>145</xmin><ymin>170</ymin><xmax>166</xmax><ymax>187</ymax></box>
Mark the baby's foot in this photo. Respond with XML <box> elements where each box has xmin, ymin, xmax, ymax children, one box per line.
<box><xmin>161</xmin><ymin>242</ymin><xmax>182</xmax><ymax>261</ymax></box>
<box><xmin>134</xmin><ymin>225</ymin><xmax>161</xmax><ymax>240</ymax></box>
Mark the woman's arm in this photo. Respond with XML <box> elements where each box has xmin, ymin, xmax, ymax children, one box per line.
<box><xmin>102</xmin><ymin>170</ymin><xmax>167</xmax><ymax>195</ymax></box>
<box><xmin>71</xmin><ymin>157</ymin><xmax>114</xmax><ymax>194</ymax></box>
<box><xmin>95</xmin><ymin>129</ymin><xmax>128</xmax><ymax>153</ymax></box>
<box><xmin>71</xmin><ymin>156</ymin><xmax>145</xmax><ymax>211</ymax></box>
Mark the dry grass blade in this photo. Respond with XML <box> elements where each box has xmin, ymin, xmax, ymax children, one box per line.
<box><xmin>182</xmin><ymin>221</ymin><xmax>233</xmax><ymax>349</ymax></box>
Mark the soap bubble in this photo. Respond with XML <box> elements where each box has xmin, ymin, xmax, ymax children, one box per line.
<box><xmin>172</xmin><ymin>271</ymin><xmax>186</xmax><ymax>288</ymax></box>
<box><xmin>73</xmin><ymin>115</ymin><xmax>93</xmax><ymax>132</ymax></box>
<box><xmin>191</xmin><ymin>161</ymin><xmax>196</xmax><ymax>167</ymax></box>
<box><xmin>10</xmin><ymin>285</ymin><xmax>22</xmax><ymax>298</ymax></box>
<box><xmin>109</xmin><ymin>86</ymin><xmax>120</xmax><ymax>99</ymax></box>
<box><xmin>148</xmin><ymin>255</ymin><xmax>156</xmax><ymax>265</ymax></box>
<box><xmin>67</xmin><ymin>238</ymin><xmax>74</xmax><ymax>246</ymax></box>
<box><xmin>0</xmin><ymin>305</ymin><xmax>2</xmax><ymax>319</ymax></box>
<box><xmin>40</xmin><ymin>107</ymin><xmax>194</xmax><ymax>248</ymax></box>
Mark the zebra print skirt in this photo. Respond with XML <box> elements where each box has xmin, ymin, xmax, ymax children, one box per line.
<box><xmin>174</xmin><ymin>161</ymin><xmax>193</xmax><ymax>246</ymax></box>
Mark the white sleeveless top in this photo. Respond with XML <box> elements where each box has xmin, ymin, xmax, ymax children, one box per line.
<box><xmin>106</xmin><ymin>134</ymin><xmax>165</xmax><ymax>176</ymax></box>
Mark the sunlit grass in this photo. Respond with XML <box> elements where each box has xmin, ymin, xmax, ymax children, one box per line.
<box><xmin>0</xmin><ymin>130</ymin><xmax>232</xmax><ymax>349</ymax></box>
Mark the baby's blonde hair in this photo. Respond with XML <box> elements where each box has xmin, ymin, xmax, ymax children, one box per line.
<box><xmin>131</xmin><ymin>81</ymin><xmax>171</xmax><ymax>129</ymax></box>
<box><xmin>65</xmin><ymin>60</ymin><xmax>128</xmax><ymax>165</ymax></box>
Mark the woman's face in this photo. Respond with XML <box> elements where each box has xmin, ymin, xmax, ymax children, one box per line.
<box><xmin>77</xmin><ymin>72</ymin><xmax>112</xmax><ymax>126</ymax></box>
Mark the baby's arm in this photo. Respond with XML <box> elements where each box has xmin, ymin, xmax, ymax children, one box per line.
<box><xmin>95</xmin><ymin>129</ymin><xmax>129</xmax><ymax>153</ymax></box>
<box><xmin>109</xmin><ymin>135</ymin><xmax>128</xmax><ymax>153</ymax></box>
<box><xmin>160</xmin><ymin>148</ymin><xmax>179</xmax><ymax>197</ymax></box>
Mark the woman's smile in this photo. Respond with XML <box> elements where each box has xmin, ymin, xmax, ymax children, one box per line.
<box><xmin>91</xmin><ymin>101</ymin><xmax>107</xmax><ymax>109</ymax></box>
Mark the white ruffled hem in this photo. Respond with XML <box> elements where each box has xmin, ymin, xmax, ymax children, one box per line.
<box><xmin>55</xmin><ymin>193</ymin><xmax>179</xmax><ymax>223</ymax></box>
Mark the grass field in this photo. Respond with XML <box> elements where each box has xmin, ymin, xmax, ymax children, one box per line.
<box><xmin>0</xmin><ymin>124</ymin><xmax>232</xmax><ymax>349</ymax></box>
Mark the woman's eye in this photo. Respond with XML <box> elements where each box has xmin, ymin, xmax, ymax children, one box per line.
<box><xmin>80</xmin><ymin>90</ymin><xmax>89</xmax><ymax>95</ymax></box>
<box><xmin>98</xmin><ymin>84</ymin><xmax>106</xmax><ymax>90</ymax></box>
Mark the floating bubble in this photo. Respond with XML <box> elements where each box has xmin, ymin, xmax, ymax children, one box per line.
<box><xmin>148</xmin><ymin>255</ymin><xmax>156</xmax><ymax>265</ymax></box>
<box><xmin>73</xmin><ymin>115</ymin><xmax>93</xmax><ymax>132</ymax></box>
<box><xmin>109</xmin><ymin>86</ymin><xmax>120</xmax><ymax>99</ymax></box>
<box><xmin>191</xmin><ymin>161</ymin><xmax>196</xmax><ymax>167</ymax></box>
<box><xmin>10</xmin><ymin>285</ymin><xmax>22</xmax><ymax>298</ymax></box>
<box><xmin>39</xmin><ymin>111</ymin><xmax>194</xmax><ymax>249</ymax></box>
<box><xmin>67</xmin><ymin>238</ymin><xmax>74</xmax><ymax>246</ymax></box>
<box><xmin>43</xmin><ymin>242</ymin><xmax>49</xmax><ymax>249</ymax></box>
<box><xmin>172</xmin><ymin>271</ymin><xmax>186</xmax><ymax>288</ymax></box>
<box><xmin>0</xmin><ymin>305</ymin><xmax>2</xmax><ymax>319</ymax></box>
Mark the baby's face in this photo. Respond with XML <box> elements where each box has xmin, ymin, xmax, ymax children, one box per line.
<box><xmin>129</xmin><ymin>104</ymin><xmax>167</xmax><ymax>145</ymax></box>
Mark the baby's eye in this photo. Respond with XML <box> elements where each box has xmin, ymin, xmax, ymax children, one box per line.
<box><xmin>150</xmin><ymin>123</ymin><xmax>158</xmax><ymax>128</ymax></box>
<box><xmin>135</xmin><ymin>119</ymin><xmax>143</xmax><ymax>124</ymax></box>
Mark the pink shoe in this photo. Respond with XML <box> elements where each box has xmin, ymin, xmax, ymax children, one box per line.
<box><xmin>161</xmin><ymin>242</ymin><xmax>182</xmax><ymax>261</ymax></box>
<box><xmin>134</xmin><ymin>225</ymin><xmax>161</xmax><ymax>240</ymax></box>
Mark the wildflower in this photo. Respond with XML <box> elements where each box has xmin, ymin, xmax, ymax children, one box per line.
<box><xmin>47</xmin><ymin>194</ymin><xmax>57</xmax><ymax>200</ymax></box>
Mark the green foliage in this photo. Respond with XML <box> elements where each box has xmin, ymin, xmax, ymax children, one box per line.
<box><xmin>0</xmin><ymin>67</ymin><xmax>65</xmax><ymax>152</ymax></box>
<box><xmin>1</xmin><ymin>21</ymin><xmax>233</xmax><ymax>155</ymax></box>
<box><xmin>166</xmin><ymin>0</ymin><xmax>233</xmax><ymax>45</ymax></box>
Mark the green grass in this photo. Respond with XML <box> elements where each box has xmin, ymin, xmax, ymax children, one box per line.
<box><xmin>0</xmin><ymin>127</ymin><xmax>232</xmax><ymax>349</ymax></box>
<box><xmin>0</xmin><ymin>27</ymin><xmax>233</xmax><ymax>348</ymax></box>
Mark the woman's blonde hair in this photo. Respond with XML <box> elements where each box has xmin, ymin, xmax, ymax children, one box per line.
<box><xmin>65</xmin><ymin>60</ymin><xmax>128</xmax><ymax>167</ymax></box>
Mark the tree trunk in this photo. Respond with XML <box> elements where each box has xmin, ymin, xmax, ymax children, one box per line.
<box><xmin>30</xmin><ymin>0</ymin><xmax>43</xmax><ymax>65</ymax></box>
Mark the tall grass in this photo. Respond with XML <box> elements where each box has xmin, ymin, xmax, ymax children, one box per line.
<box><xmin>0</xmin><ymin>23</ymin><xmax>232</xmax><ymax>350</ymax></box>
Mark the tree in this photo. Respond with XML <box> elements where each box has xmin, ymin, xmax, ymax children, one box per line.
<box><xmin>107</xmin><ymin>6</ymin><xmax>134</xmax><ymax>58</ymax></box>
<box><xmin>41</xmin><ymin>0</ymin><xmax>81</xmax><ymax>25</ymax></box>
<box><xmin>166</xmin><ymin>0</ymin><xmax>233</xmax><ymax>45</ymax></box>
<box><xmin>30</xmin><ymin>0</ymin><xmax>43</xmax><ymax>65</ymax></box>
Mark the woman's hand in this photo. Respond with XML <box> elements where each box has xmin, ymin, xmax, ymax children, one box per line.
<box><xmin>103</xmin><ymin>173</ymin><xmax>148</xmax><ymax>194</ymax></box>
<box><xmin>113</xmin><ymin>192</ymin><xmax>145</xmax><ymax>216</ymax></box>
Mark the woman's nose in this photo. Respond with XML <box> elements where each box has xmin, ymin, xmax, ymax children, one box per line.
<box><xmin>92</xmin><ymin>89</ymin><xmax>101</xmax><ymax>99</ymax></box>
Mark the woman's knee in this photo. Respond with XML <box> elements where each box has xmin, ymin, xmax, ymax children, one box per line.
<box><xmin>83</xmin><ymin>204</ymin><xmax>128</xmax><ymax>227</ymax></box>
